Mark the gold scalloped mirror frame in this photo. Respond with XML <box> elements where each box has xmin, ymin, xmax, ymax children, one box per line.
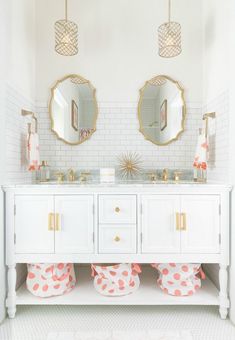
<box><xmin>138</xmin><ymin>75</ymin><xmax>186</xmax><ymax>146</ymax></box>
<box><xmin>49</xmin><ymin>74</ymin><xmax>98</xmax><ymax>146</ymax></box>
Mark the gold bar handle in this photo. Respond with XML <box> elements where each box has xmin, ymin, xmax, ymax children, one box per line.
<box><xmin>175</xmin><ymin>212</ymin><xmax>181</xmax><ymax>231</ymax></box>
<box><xmin>181</xmin><ymin>213</ymin><xmax>187</xmax><ymax>231</ymax></box>
<box><xmin>55</xmin><ymin>213</ymin><xmax>61</xmax><ymax>231</ymax></box>
<box><xmin>48</xmin><ymin>213</ymin><xmax>54</xmax><ymax>231</ymax></box>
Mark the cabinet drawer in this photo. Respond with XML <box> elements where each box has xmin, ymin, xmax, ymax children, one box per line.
<box><xmin>99</xmin><ymin>195</ymin><xmax>136</xmax><ymax>224</ymax></box>
<box><xmin>99</xmin><ymin>225</ymin><xmax>136</xmax><ymax>254</ymax></box>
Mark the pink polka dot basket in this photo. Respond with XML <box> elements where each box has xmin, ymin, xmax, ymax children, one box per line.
<box><xmin>26</xmin><ymin>263</ymin><xmax>76</xmax><ymax>297</ymax></box>
<box><xmin>151</xmin><ymin>263</ymin><xmax>206</xmax><ymax>297</ymax></box>
<box><xmin>91</xmin><ymin>263</ymin><xmax>142</xmax><ymax>296</ymax></box>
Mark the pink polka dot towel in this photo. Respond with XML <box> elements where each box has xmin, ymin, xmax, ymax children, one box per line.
<box><xmin>26</xmin><ymin>263</ymin><xmax>76</xmax><ymax>298</ymax></box>
<box><xmin>91</xmin><ymin>263</ymin><xmax>142</xmax><ymax>297</ymax></box>
<box><xmin>151</xmin><ymin>263</ymin><xmax>206</xmax><ymax>297</ymax></box>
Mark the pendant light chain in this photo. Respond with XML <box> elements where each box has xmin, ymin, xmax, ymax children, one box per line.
<box><xmin>65</xmin><ymin>0</ymin><xmax>68</xmax><ymax>22</ymax></box>
<box><xmin>168</xmin><ymin>0</ymin><xmax>171</xmax><ymax>23</ymax></box>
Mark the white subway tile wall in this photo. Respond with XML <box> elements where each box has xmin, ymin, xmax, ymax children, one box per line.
<box><xmin>5</xmin><ymin>84</ymin><xmax>34</xmax><ymax>183</ymax></box>
<box><xmin>5</xmin><ymin>84</ymin><xmax>34</xmax><ymax>287</ymax></box>
<box><xmin>36</xmin><ymin>102</ymin><xmax>202</xmax><ymax>173</ymax></box>
<box><xmin>205</xmin><ymin>91</ymin><xmax>229</xmax><ymax>181</ymax></box>
<box><xmin>202</xmin><ymin>91</ymin><xmax>229</xmax><ymax>289</ymax></box>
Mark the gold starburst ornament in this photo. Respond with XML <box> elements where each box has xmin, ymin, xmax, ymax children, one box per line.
<box><xmin>117</xmin><ymin>152</ymin><xmax>143</xmax><ymax>179</ymax></box>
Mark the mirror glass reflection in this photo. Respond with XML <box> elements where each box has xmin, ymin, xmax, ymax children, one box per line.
<box><xmin>138</xmin><ymin>76</ymin><xmax>186</xmax><ymax>146</ymax></box>
<box><xmin>49</xmin><ymin>75</ymin><xmax>98</xmax><ymax>145</ymax></box>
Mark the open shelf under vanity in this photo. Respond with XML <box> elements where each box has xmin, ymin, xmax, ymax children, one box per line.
<box><xmin>16</xmin><ymin>266</ymin><xmax>219</xmax><ymax>306</ymax></box>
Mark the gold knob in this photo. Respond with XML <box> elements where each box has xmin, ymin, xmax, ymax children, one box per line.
<box><xmin>115</xmin><ymin>207</ymin><xmax>120</xmax><ymax>213</ymax></box>
<box><xmin>114</xmin><ymin>236</ymin><xmax>121</xmax><ymax>242</ymax></box>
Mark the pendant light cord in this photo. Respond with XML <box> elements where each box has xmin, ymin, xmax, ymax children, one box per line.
<box><xmin>168</xmin><ymin>0</ymin><xmax>171</xmax><ymax>23</ymax></box>
<box><xmin>65</xmin><ymin>0</ymin><xmax>68</xmax><ymax>21</ymax></box>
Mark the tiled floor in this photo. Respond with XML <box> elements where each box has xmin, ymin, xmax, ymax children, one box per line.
<box><xmin>0</xmin><ymin>305</ymin><xmax>235</xmax><ymax>340</ymax></box>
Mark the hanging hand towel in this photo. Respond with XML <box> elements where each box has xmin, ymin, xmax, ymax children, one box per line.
<box><xmin>27</xmin><ymin>132</ymin><xmax>40</xmax><ymax>171</ymax></box>
<box><xmin>193</xmin><ymin>133</ymin><xmax>208</xmax><ymax>170</ymax></box>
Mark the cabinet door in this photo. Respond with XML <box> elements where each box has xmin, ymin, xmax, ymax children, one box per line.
<box><xmin>180</xmin><ymin>195</ymin><xmax>220</xmax><ymax>253</ymax></box>
<box><xmin>55</xmin><ymin>195</ymin><xmax>94</xmax><ymax>253</ymax></box>
<box><xmin>141</xmin><ymin>195</ymin><xmax>181</xmax><ymax>253</ymax></box>
<box><xmin>15</xmin><ymin>195</ymin><xmax>54</xmax><ymax>253</ymax></box>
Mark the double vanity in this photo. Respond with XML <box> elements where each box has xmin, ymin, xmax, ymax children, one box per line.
<box><xmin>4</xmin><ymin>181</ymin><xmax>231</xmax><ymax>319</ymax></box>
<box><xmin>3</xmin><ymin>73</ymin><xmax>232</xmax><ymax>319</ymax></box>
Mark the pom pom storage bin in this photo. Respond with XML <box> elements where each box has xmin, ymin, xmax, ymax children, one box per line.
<box><xmin>91</xmin><ymin>263</ymin><xmax>141</xmax><ymax>296</ymax></box>
<box><xmin>26</xmin><ymin>263</ymin><xmax>76</xmax><ymax>298</ymax></box>
<box><xmin>151</xmin><ymin>263</ymin><xmax>206</xmax><ymax>296</ymax></box>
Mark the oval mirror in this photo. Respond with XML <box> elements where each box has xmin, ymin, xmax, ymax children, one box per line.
<box><xmin>138</xmin><ymin>75</ymin><xmax>186</xmax><ymax>146</ymax></box>
<box><xmin>49</xmin><ymin>74</ymin><xmax>98</xmax><ymax>145</ymax></box>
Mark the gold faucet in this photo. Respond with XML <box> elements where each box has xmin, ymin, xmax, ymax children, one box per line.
<box><xmin>174</xmin><ymin>171</ymin><xmax>182</xmax><ymax>182</ymax></box>
<box><xmin>68</xmin><ymin>169</ymin><xmax>76</xmax><ymax>182</ymax></box>
<box><xmin>55</xmin><ymin>172</ymin><xmax>65</xmax><ymax>183</ymax></box>
<box><xmin>162</xmin><ymin>169</ymin><xmax>168</xmax><ymax>182</ymax></box>
<box><xmin>79</xmin><ymin>172</ymin><xmax>90</xmax><ymax>182</ymax></box>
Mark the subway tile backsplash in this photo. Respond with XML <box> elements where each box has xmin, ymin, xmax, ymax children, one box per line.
<box><xmin>36</xmin><ymin>102</ymin><xmax>202</xmax><ymax>173</ymax></box>
<box><xmin>5</xmin><ymin>85</ymin><xmax>33</xmax><ymax>184</ymax></box>
<box><xmin>5</xmin><ymin>89</ymin><xmax>228</xmax><ymax>184</ymax></box>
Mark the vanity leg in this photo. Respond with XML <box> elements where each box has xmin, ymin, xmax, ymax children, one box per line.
<box><xmin>6</xmin><ymin>264</ymin><xmax>16</xmax><ymax>319</ymax></box>
<box><xmin>219</xmin><ymin>264</ymin><xmax>229</xmax><ymax>319</ymax></box>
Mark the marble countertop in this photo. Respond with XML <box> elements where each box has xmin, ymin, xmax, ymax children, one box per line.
<box><xmin>2</xmin><ymin>180</ymin><xmax>232</xmax><ymax>191</ymax></box>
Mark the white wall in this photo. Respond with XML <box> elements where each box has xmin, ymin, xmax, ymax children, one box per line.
<box><xmin>203</xmin><ymin>0</ymin><xmax>229</xmax><ymax>104</ymax></box>
<box><xmin>228</xmin><ymin>0</ymin><xmax>235</xmax><ymax>326</ymax></box>
<box><xmin>8</xmin><ymin>0</ymin><xmax>36</xmax><ymax>100</ymax></box>
<box><xmin>0</xmin><ymin>0</ymin><xmax>36</xmax><ymax>323</ymax></box>
<box><xmin>202</xmin><ymin>0</ymin><xmax>230</xmax><ymax>182</ymax></box>
<box><xmin>202</xmin><ymin>0</ymin><xmax>233</xmax><ymax>321</ymax></box>
<box><xmin>0</xmin><ymin>0</ymin><xmax>8</xmax><ymax>324</ymax></box>
<box><xmin>35</xmin><ymin>0</ymin><xmax>203</xmax><ymax>104</ymax></box>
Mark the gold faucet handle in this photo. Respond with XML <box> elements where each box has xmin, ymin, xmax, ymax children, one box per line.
<box><xmin>174</xmin><ymin>171</ymin><xmax>182</xmax><ymax>182</ymax></box>
<box><xmin>79</xmin><ymin>172</ymin><xmax>91</xmax><ymax>182</ymax></box>
<box><xmin>55</xmin><ymin>172</ymin><xmax>65</xmax><ymax>183</ymax></box>
<box><xmin>147</xmin><ymin>172</ymin><xmax>158</xmax><ymax>182</ymax></box>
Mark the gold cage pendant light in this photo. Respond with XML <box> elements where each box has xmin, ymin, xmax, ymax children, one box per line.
<box><xmin>158</xmin><ymin>0</ymin><xmax>182</xmax><ymax>58</ymax></box>
<box><xmin>55</xmin><ymin>0</ymin><xmax>78</xmax><ymax>56</ymax></box>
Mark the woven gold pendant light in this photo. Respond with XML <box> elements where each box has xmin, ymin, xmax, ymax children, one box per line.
<box><xmin>158</xmin><ymin>0</ymin><xmax>182</xmax><ymax>58</ymax></box>
<box><xmin>55</xmin><ymin>0</ymin><xmax>78</xmax><ymax>56</ymax></box>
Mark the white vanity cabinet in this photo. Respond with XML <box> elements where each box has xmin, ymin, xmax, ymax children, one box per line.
<box><xmin>3</xmin><ymin>183</ymin><xmax>231</xmax><ymax>320</ymax></box>
<box><xmin>141</xmin><ymin>195</ymin><xmax>220</xmax><ymax>254</ymax></box>
<box><xmin>15</xmin><ymin>195</ymin><xmax>94</xmax><ymax>254</ymax></box>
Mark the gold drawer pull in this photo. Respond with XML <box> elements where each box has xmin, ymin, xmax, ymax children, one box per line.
<box><xmin>175</xmin><ymin>212</ymin><xmax>180</xmax><ymax>231</ymax></box>
<box><xmin>114</xmin><ymin>236</ymin><xmax>121</xmax><ymax>242</ymax></box>
<box><xmin>115</xmin><ymin>207</ymin><xmax>120</xmax><ymax>213</ymax></box>
<box><xmin>55</xmin><ymin>213</ymin><xmax>61</xmax><ymax>231</ymax></box>
<box><xmin>181</xmin><ymin>213</ymin><xmax>187</xmax><ymax>231</ymax></box>
<box><xmin>48</xmin><ymin>213</ymin><xmax>54</xmax><ymax>231</ymax></box>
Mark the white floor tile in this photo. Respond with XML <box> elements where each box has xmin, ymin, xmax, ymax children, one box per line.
<box><xmin>0</xmin><ymin>306</ymin><xmax>235</xmax><ymax>340</ymax></box>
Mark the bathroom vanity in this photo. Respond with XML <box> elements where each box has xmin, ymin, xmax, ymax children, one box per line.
<box><xmin>3</xmin><ymin>182</ymin><xmax>231</xmax><ymax>319</ymax></box>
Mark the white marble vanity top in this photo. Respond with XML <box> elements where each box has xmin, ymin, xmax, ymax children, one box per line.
<box><xmin>2</xmin><ymin>181</ymin><xmax>232</xmax><ymax>193</ymax></box>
